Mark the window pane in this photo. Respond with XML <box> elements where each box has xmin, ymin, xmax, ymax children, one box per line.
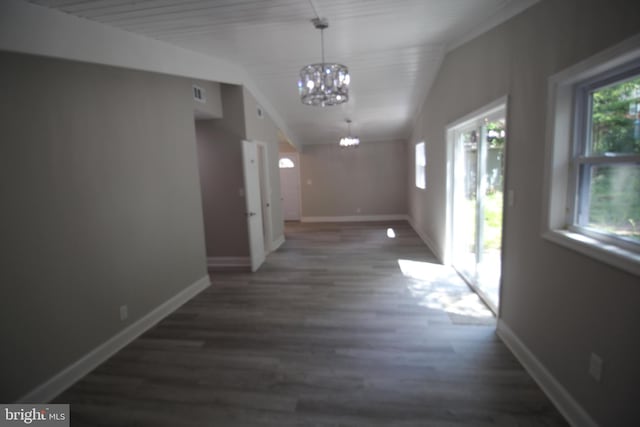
<box><xmin>416</xmin><ymin>142</ymin><xmax>426</xmax><ymax>166</ymax></box>
<box><xmin>279</xmin><ymin>158</ymin><xmax>294</xmax><ymax>168</ymax></box>
<box><xmin>590</xmin><ymin>75</ymin><xmax>640</xmax><ymax>155</ymax></box>
<box><xmin>415</xmin><ymin>142</ymin><xmax>426</xmax><ymax>189</ymax></box>
<box><xmin>581</xmin><ymin>163</ymin><xmax>640</xmax><ymax>242</ymax></box>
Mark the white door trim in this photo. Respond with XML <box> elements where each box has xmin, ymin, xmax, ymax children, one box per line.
<box><xmin>255</xmin><ymin>140</ymin><xmax>273</xmax><ymax>252</ymax></box>
<box><xmin>445</xmin><ymin>96</ymin><xmax>509</xmax><ymax>316</ymax></box>
<box><xmin>294</xmin><ymin>152</ymin><xmax>302</xmax><ymax>220</ymax></box>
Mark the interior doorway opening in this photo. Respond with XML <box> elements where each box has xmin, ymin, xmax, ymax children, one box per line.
<box><xmin>279</xmin><ymin>151</ymin><xmax>301</xmax><ymax>221</ymax></box>
<box><xmin>446</xmin><ymin>98</ymin><xmax>508</xmax><ymax>314</ymax></box>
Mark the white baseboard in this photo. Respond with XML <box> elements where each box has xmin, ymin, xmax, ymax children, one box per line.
<box><xmin>207</xmin><ymin>256</ymin><xmax>251</xmax><ymax>268</ymax></box>
<box><xmin>18</xmin><ymin>275</ymin><xmax>211</xmax><ymax>403</ymax></box>
<box><xmin>271</xmin><ymin>234</ymin><xmax>285</xmax><ymax>252</ymax></box>
<box><xmin>496</xmin><ymin>320</ymin><xmax>598</xmax><ymax>427</ymax></box>
<box><xmin>301</xmin><ymin>214</ymin><xmax>409</xmax><ymax>223</ymax></box>
<box><xmin>407</xmin><ymin>216</ymin><xmax>443</xmax><ymax>263</ymax></box>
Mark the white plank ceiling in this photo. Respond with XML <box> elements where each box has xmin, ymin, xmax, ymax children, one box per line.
<box><xmin>27</xmin><ymin>0</ymin><xmax>538</xmax><ymax>145</ymax></box>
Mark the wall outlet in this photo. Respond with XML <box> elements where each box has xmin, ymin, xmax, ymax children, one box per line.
<box><xmin>589</xmin><ymin>352</ymin><xmax>603</xmax><ymax>382</ymax></box>
<box><xmin>119</xmin><ymin>305</ymin><xmax>128</xmax><ymax>321</ymax></box>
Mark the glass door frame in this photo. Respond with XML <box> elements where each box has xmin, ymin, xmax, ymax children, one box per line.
<box><xmin>444</xmin><ymin>97</ymin><xmax>508</xmax><ymax>315</ymax></box>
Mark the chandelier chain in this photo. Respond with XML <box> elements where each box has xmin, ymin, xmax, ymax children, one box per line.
<box><xmin>320</xmin><ymin>27</ymin><xmax>325</xmax><ymax>67</ymax></box>
<box><xmin>307</xmin><ymin>0</ymin><xmax>320</xmax><ymax>19</ymax></box>
<box><xmin>339</xmin><ymin>118</ymin><xmax>359</xmax><ymax>147</ymax></box>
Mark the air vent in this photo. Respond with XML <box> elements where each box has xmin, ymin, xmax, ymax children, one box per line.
<box><xmin>192</xmin><ymin>84</ymin><xmax>206</xmax><ymax>103</ymax></box>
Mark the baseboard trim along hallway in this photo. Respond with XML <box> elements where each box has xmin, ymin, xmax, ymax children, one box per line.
<box><xmin>18</xmin><ymin>275</ymin><xmax>211</xmax><ymax>403</ymax></box>
<box><xmin>271</xmin><ymin>234</ymin><xmax>285</xmax><ymax>252</ymax></box>
<box><xmin>496</xmin><ymin>320</ymin><xmax>598</xmax><ymax>427</ymax></box>
<box><xmin>301</xmin><ymin>214</ymin><xmax>408</xmax><ymax>223</ymax></box>
<box><xmin>53</xmin><ymin>222</ymin><xmax>568</xmax><ymax>426</ymax></box>
<box><xmin>407</xmin><ymin>216</ymin><xmax>443</xmax><ymax>264</ymax></box>
<box><xmin>207</xmin><ymin>257</ymin><xmax>251</xmax><ymax>269</ymax></box>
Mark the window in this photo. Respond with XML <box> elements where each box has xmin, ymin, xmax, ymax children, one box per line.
<box><xmin>543</xmin><ymin>35</ymin><xmax>640</xmax><ymax>276</ymax></box>
<box><xmin>279</xmin><ymin>157</ymin><xmax>295</xmax><ymax>168</ymax></box>
<box><xmin>572</xmin><ymin>71</ymin><xmax>640</xmax><ymax>248</ymax></box>
<box><xmin>415</xmin><ymin>142</ymin><xmax>426</xmax><ymax>189</ymax></box>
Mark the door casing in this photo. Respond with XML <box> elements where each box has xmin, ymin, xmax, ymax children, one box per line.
<box><xmin>445</xmin><ymin>96</ymin><xmax>509</xmax><ymax>315</ymax></box>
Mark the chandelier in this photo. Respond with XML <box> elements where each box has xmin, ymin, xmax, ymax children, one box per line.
<box><xmin>298</xmin><ymin>17</ymin><xmax>350</xmax><ymax>107</ymax></box>
<box><xmin>339</xmin><ymin>119</ymin><xmax>359</xmax><ymax>147</ymax></box>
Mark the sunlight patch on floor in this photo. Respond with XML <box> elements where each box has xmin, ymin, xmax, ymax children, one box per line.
<box><xmin>398</xmin><ymin>259</ymin><xmax>494</xmax><ymax>320</ymax></box>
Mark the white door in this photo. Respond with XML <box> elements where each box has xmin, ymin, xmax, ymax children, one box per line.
<box><xmin>242</xmin><ymin>140</ymin><xmax>265</xmax><ymax>272</ymax></box>
<box><xmin>257</xmin><ymin>144</ymin><xmax>272</xmax><ymax>252</ymax></box>
<box><xmin>279</xmin><ymin>153</ymin><xmax>301</xmax><ymax>221</ymax></box>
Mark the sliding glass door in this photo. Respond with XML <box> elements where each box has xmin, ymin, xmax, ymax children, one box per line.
<box><xmin>450</xmin><ymin>105</ymin><xmax>506</xmax><ymax>313</ymax></box>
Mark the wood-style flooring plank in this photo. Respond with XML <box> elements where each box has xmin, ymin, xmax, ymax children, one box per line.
<box><xmin>55</xmin><ymin>221</ymin><xmax>567</xmax><ymax>426</ymax></box>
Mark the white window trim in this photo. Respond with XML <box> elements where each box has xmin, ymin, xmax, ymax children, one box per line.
<box><xmin>415</xmin><ymin>141</ymin><xmax>426</xmax><ymax>189</ymax></box>
<box><xmin>542</xmin><ymin>34</ymin><xmax>640</xmax><ymax>277</ymax></box>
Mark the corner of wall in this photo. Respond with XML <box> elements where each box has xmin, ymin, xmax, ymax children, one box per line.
<box><xmin>407</xmin><ymin>216</ymin><xmax>443</xmax><ymax>263</ymax></box>
<box><xmin>220</xmin><ymin>83</ymin><xmax>247</xmax><ymax>139</ymax></box>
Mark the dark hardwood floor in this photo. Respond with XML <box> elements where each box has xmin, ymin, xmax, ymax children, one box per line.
<box><xmin>55</xmin><ymin>221</ymin><xmax>568</xmax><ymax>426</ymax></box>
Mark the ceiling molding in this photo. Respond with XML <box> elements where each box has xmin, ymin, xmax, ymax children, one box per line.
<box><xmin>0</xmin><ymin>0</ymin><xmax>240</xmax><ymax>82</ymax></box>
<box><xmin>446</xmin><ymin>0</ymin><xmax>541</xmax><ymax>52</ymax></box>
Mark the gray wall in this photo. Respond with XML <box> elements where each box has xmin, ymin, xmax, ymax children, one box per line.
<box><xmin>0</xmin><ymin>51</ymin><xmax>208</xmax><ymax>401</ymax></box>
<box><xmin>196</xmin><ymin>85</ymin><xmax>250</xmax><ymax>258</ymax></box>
<box><xmin>301</xmin><ymin>140</ymin><xmax>407</xmax><ymax>218</ymax></box>
<box><xmin>407</xmin><ymin>1</ymin><xmax>640</xmax><ymax>425</ymax></box>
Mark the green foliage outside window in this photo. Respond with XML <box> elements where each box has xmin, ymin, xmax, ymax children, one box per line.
<box><xmin>591</xmin><ymin>76</ymin><xmax>640</xmax><ymax>154</ymax></box>
<box><xmin>587</xmin><ymin>76</ymin><xmax>640</xmax><ymax>241</ymax></box>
